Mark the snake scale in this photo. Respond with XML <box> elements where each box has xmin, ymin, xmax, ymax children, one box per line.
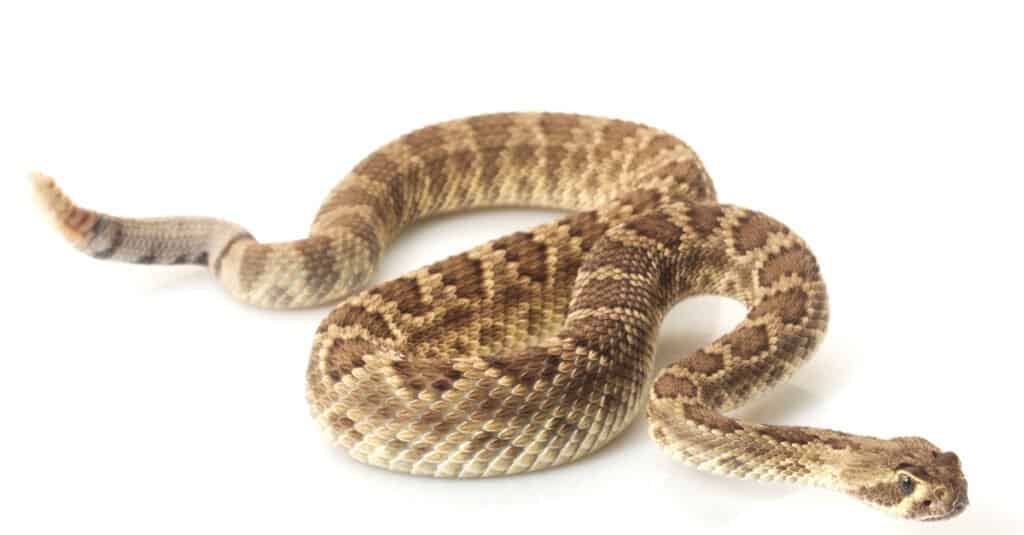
<box><xmin>32</xmin><ymin>112</ymin><xmax>967</xmax><ymax>520</ymax></box>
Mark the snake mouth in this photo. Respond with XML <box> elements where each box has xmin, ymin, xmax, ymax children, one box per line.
<box><xmin>921</xmin><ymin>494</ymin><xmax>969</xmax><ymax>521</ymax></box>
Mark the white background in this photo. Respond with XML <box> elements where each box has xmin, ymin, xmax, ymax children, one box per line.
<box><xmin>1</xmin><ymin>2</ymin><xmax>1021</xmax><ymax>534</ymax></box>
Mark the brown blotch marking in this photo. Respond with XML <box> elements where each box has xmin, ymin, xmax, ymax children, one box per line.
<box><xmin>580</xmin><ymin>243</ymin><xmax>651</xmax><ymax>279</ymax></box>
<box><xmin>492</xmin><ymin>232</ymin><xmax>548</xmax><ymax>284</ymax></box>
<box><xmin>596</xmin><ymin>120</ymin><xmax>640</xmax><ymax>157</ymax></box>
<box><xmin>447</xmin><ymin>148</ymin><xmax>476</xmax><ymax>176</ymax></box>
<box><xmin>856</xmin><ymin>482</ymin><xmax>903</xmax><ymax>507</ymax></box>
<box><xmin>238</xmin><ymin>243</ymin><xmax>272</xmax><ymax>293</ymax></box>
<box><xmin>525</xmin><ymin>307</ymin><xmax>547</xmax><ymax>338</ymax></box>
<box><xmin>631</xmin><ymin>134</ymin><xmax>680</xmax><ymax>169</ymax></box>
<box><xmin>766</xmin><ymin>361</ymin><xmax>788</xmax><ymax>384</ymax></box>
<box><xmin>625</xmin><ymin>214</ymin><xmax>684</xmax><ymax>248</ymax></box>
<box><xmin>403</xmin><ymin>124</ymin><xmax>447</xmax><ymax>152</ymax></box>
<box><xmin>759</xmin><ymin>426</ymin><xmax>816</xmax><ymax>445</ymax></box>
<box><xmin>475</xmin><ymin>146</ymin><xmax>505</xmax><ymax>191</ymax></box>
<box><xmin>322</xmin><ymin>338</ymin><xmax>374</xmax><ymax>378</ymax></box>
<box><xmin>544</xmin><ymin>145</ymin><xmax>569</xmax><ymax>183</ymax></box>
<box><xmin>683</xmin><ymin>403</ymin><xmax>742</xmax><ymax>433</ymax></box>
<box><xmin>466</xmin><ymin>115</ymin><xmax>519</xmax><ymax>191</ymax></box>
<box><xmin>774</xmin><ymin>334</ymin><xmax>811</xmax><ymax>366</ymax></box>
<box><xmin>329</xmin><ymin>212</ymin><xmax>381</xmax><ymax>258</ymax></box>
<box><xmin>679</xmin><ymin>247</ymin><xmax>730</xmax><ymax>292</ymax></box>
<box><xmin>572</xmin><ymin>275</ymin><xmax>653</xmax><ymax>311</ymax></box>
<box><xmin>761</xmin><ymin>247</ymin><xmax>819</xmax><ymax>286</ymax></box>
<box><xmin>441</xmin><ymin>306</ymin><xmax>475</xmax><ymax>334</ymax></box>
<box><xmin>568</xmin><ymin>147</ymin><xmax>590</xmax><ymax>176</ymax></box>
<box><xmin>431</xmin><ymin>379</ymin><xmax>452</xmax><ymax>391</ymax></box>
<box><xmin>405</xmin><ymin>325</ymin><xmax>440</xmax><ymax>351</ymax></box>
<box><xmin>602</xmin><ymin>119</ymin><xmax>641</xmax><ymax>143</ymax></box>
<box><xmin>327</xmin><ymin>185</ymin><xmax>386</xmax><ymax>220</ymax></box>
<box><xmin>698</xmin><ymin>376</ymin><xmax>729</xmax><ymax>409</ymax></box>
<box><xmin>553</xmin><ymin>247</ymin><xmax>584</xmax><ymax>289</ymax></box>
<box><xmin>413</xmin><ymin>154</ymin><xmax>449</xmax><ymax>212</ymax></box>
<box><xmin>298</xmin><ymin>236</ymin><xmax>343</xmax><ymax>299</ymax></box>
<box><xmin>693</xmin><ymin>177</ymin><xmax>716</xmax><ymax>202</ymax></box>
<box><xmin>429</xmin><ymin>254</ymin><xmax>485</xmax><ymax>300</ymax></box>
<box><xmin>479</xmin><ymin>324</ymin><xmax>505</xmax><ymax>347</ymax></box>
<box><xmin>687</xmin><ymin>204</ymin><xmax>724</xmax><ymax>236</ymax></box>
<box><xmin>750</xmin><ymin>287</ymin><xmax>810</xmax><ymax>325</ymax></box>
<box><xmin>353</xmin><ymin>151</ymin><xmax>400</xmax><ymax>180</ymax></box>
<box><xmin>467</xmin><ymin>113</ymin><xmax>518</xmax><ymax>143</ymax></box>
<box><xmin>564</xmin><ymin>314</ymin><xmax>638</xmax><ymax>358</ymax></box>
<box><xmin>380</xmin><ymin>173</ymin><xmax>408</xmax><ymax>224</ymax></box>
<box><xmin>342</xmin><ymin>181</ymin><xmax>385</xmax><ymax>209</ymax></box>
<box><xmin>733</xmin><ymin>213</ymin><xmax>784</xmax><ymax>254</ymax></box>
<box><xmin>721</xmin><ymin>324</ymin><xmax>770</xmax><ymax>360</ymax></box>
<box><xmin>686</xmin><ymin>350</ymin><xmax>725</xmax><ymax>375</ymax></box>
<box><xmin>485</xmin><ymin>347</ymin><xmax>561</xmax><ymax>386</ymax></box>
<box><xmin>654</xmin><ymin>374</ymin><xmax>698</xmax><ymax>399</ymax></box>
<box><xmin>538</xmin><ymin>113</ymin><xmax>582</xmax><ymax>143</ymax></box>
<box><xmin>509</xmin><ymin>143</ymin><xmax>538</xmax><ymax>169</ymax></box>
<box><xmin>619</xmin><ymin>188</ymin><xmax>664</xmax><ymax>214</ymax></box>
<box><xmin>651</xmin><ymin>159</ymin><xmax>702</xmax><ymax>187</ymax></box>
<box><xmin>566</xmin><ymin>211</ymin><xmax>609</xmax><ymax>247</ymax></box>
<box><xmin>320</xmin><ymin>304</ymin><xmax>392</xmax><ymax>339</ymax></box>
<box><xmin>511</xmin><ymin>144</ymin><xmax>541</xmax><ymax>198</ymax></box>
<box><xmin>372</xmin><ymin>277</ymin><xmax>430</xmax><ymax>316</ymax></box>
<box><xmin>495</xmin><ymin>281</ymin><xmax>529</xmax><ymax>307</ymax></box>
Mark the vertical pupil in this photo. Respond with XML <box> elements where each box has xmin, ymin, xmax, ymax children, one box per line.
<box><xmin>900</xmin><ymin>475</ymin><xmax>914</xmax><ymax>495</ymax></box>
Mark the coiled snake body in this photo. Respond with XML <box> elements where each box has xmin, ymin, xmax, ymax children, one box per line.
<box><xmin>33</xmin><ymin>113</ymin><xmax>967</xmax><ymax>520</ymax></box>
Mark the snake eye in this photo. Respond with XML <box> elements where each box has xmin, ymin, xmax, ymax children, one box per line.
<box><xmin>899</xmin><ymin>474</ymin><xmax>915</xmax><ymax>496</ymax></box>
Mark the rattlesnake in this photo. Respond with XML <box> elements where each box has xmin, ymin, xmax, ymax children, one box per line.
<box><xmin>32</xmin><ymin>112</ymin><xmax>967</xmax><ymax>520</ymax></box>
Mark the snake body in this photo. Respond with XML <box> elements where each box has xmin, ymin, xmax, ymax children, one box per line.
<box><xmin>32</xmin><ymin>113</ymin><xmax>967</xmax><ymax>520</ymax></box>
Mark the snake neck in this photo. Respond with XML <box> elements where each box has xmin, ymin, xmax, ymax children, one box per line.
<box><xmin>647</xmin><ymin>403</ymin><xmax>856</xmax><ymax>487</ymax></box>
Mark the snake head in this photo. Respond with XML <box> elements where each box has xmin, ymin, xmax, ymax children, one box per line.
<box><xmin>844</xmin><ymin>436</ymin><xmax>968</xmax><ymax>521</ymax></box>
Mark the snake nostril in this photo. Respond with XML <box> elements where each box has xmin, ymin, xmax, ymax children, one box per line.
<box><xmin>922</xmin><ymin>500</ymin><xmax>932</xmax><ymax>508</ymax></box>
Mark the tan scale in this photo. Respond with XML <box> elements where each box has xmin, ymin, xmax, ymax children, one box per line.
<box><xmin>32</xmin><ymin>112</ymin><xmax>966</xmax><ymax>520</ymax></box>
